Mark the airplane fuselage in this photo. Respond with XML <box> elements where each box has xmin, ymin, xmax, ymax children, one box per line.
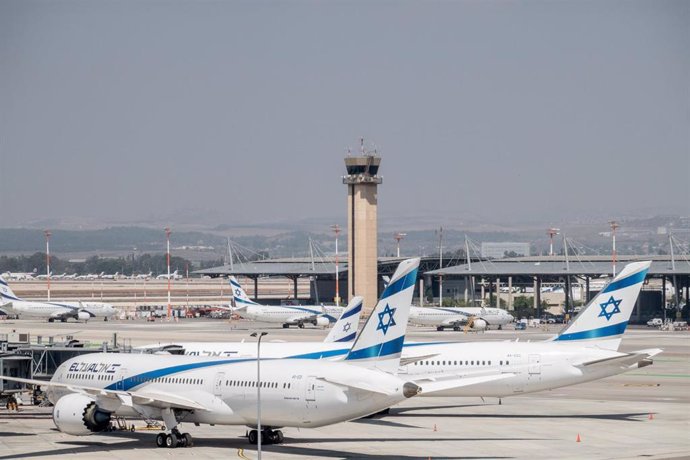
<box><xmin>49</xmin><ymin>353</ymin><xmax>411</xmax><ymax>429</ymax></box>
<box><xmin>143</xmin><ymin>339</ymin><xmax>648</xmax><ymax>398</ymax></box>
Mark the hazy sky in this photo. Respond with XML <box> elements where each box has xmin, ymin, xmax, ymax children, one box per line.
<box><xmin>1</xmin><ymin>0</ymin><xmax>688</xmax><ymax>228</ymax></box>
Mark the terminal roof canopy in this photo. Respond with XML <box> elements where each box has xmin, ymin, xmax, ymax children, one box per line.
<box><xmin>426</xmin><ymin>255</ymin><xmax>690</xmax><ymax>277</ymax></box>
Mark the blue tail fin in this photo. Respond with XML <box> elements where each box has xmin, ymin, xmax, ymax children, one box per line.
<box><xmin>0</xmin><ymin>276</ymin><xmax>22</xmax><ymax>303</ymax></box>
<box><xmin>324</xmin><ymin>296</ymin><xmax>363</xmax><ymax>343</ymax></box>
<box><xmin>229</xmin><ymin>276</ymin><xmax>259</xmax><ymax>307</ymax></box>
<box><xmin>554</xmin><ymin>261</ymin><xmax>651</xmax><ymax>350</ymax></box>
<box><xmin>344</xmin><ymin>258</ymin><xmax>420</xmax><ymax>373</ymax></box>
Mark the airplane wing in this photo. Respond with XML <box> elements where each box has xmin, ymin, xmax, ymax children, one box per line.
<box><xmin>399</xmin><ymin>354</ymin><xmax>440</xmax><ymax>367</ymax></box>
<box><xmin>0</xmin><ymin>376</ymin><xmax>209</xmax><ymax>412</ymax></box>
<box><xmin>414</xmin><ymin>372</ymin><xmax>516</xmax><ymax>394</ymax></box>
<box><xmin>440</xmin><ymin>316</ymin><xmax>470</xmax><ymax>327</ymax></box>
<box><xmin>286</xmin><ymin>313</ymin><xmax>318</xmax><ymax>323</ymax></box>
<box><xmin>574</xmin><ymin>348</ymin><xmax>663</xmax><ymax>369</ymax></box>
<box><xmin>316</xmin><ymin>376</ymin><xmax>397</xmax><ymax>396</ymax></box>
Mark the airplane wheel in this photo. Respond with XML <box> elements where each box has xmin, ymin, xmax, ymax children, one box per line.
<box><xmin>248</xmin><ymin>430</ymin><xmax>258</xmax><ymax>444</ymax></box>
<box><xmin>453</xmin><ymin>326</ymin><xmax>461</xmax><ymax>331</ymax></box>
<box><xmin>436</xmin><ymin>326</ymin><xmax>444</xmax><ymax>331</ymax></box>
<box><xmin>166</xmin><ymin>432</ymin><xmax>179</xmax><ymax>448</ymax></box>
<box><xmin>48</xmin><ymin>318</ymin><xmax>54</xmax><ymax>323</ymax></box>
<box><xmin>282</xmin><ymin>324</ymin><xmax>289</xmax><ymax>329</ymax></box>
<box><xmin>275</xmin><ymin>430</ymin><xmax>284</xmax><ymax>443</ymax></box>
<box><xmin>183</xmin><ymin>432</ymin><xmax>194</xmax><ymax>447</ymax></box>
<box><xmin>298</xmin><ymin>323</ymin><xmax>304</xmax><ymax>329</ymax></box>
<box><xmin>60</xmin><ymin>318</ymin><xmax>67</xmax><ymax>323</ymax></box>
<box><xmin>156</xmin><ymin>433</ymin><xmax>167</xmax><ymax>448</ymax></box>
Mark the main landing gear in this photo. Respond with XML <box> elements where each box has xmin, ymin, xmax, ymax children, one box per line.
<box><xmin>247</xmin><ymin>428</ymin><xmax>284</xmax><ymax>445</ymax></box>
<box><xmin>156</xmin><ymin>429</ymin><xmax>193</xmax><ymax>448</ymax></box>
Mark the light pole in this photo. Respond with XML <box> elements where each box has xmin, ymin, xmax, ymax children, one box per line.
<box><xmin>331</xmin><ymin>224</ymin><xmax>341</xmax><ymax>306</ymax></box>
<box><xmin>250</xmin><ymin>331</ymin><xmax>268</xmax><ymax>458</ymax></box>
<box><xmin>394</xmin><ymin>232</ymin><xmax>407</xmax><ymax>258</ymax></box>
<box><xmin>165</xmin><ymin>227</ymin><xmax>172</xmax><ymax>319</ymax></box>
<box><xmin>44</xmin><ymin>230</ymin><xmax>51</xmax><ymax>301</ymax></box>
<box><xmin>609</xmin><ymin>221</ymin><xmax>619</xmax><ymax>276</ymax></box>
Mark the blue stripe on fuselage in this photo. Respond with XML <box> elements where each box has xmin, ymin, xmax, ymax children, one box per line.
<box><xmin>346</xmin><ymin>335</ymin><xmax>406</xmax><ymax>360</ymax></box>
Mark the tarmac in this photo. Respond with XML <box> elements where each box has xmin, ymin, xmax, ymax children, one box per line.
<box><xmin>0</xmin><ymin>318</ymin><xmax>688</xmax><ymax>459</ymax></box>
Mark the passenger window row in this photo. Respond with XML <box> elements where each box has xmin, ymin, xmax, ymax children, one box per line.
<box><xmin>224</xmin><ymin>380</ymin><xmax>291</xmax><ymax>389</ymax></box>
<box><xmin>413</xmin><ymin>359</ymin><xmax>510</xmax><ymax>366</ymax></box>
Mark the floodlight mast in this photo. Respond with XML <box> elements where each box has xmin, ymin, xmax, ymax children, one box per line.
<box><xmin>547</xmin><ymin>228</ymin><xmax>560</xmax><ymax>256</ymax></box>
<box><xmin>394</xmin><ymin>232</ymin><xmax>407</xmax><ymax>258</ymax></box>
<box><xmin>609</xmin><ymin>221</ymin><xmax>619</xmax><ymax>276</ymax></box>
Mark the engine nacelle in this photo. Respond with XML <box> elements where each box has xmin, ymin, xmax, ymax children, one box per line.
<box><xmin>314</xmin><ymin>316</ymin><xmax>330</xmax><ymax>327</ymax></box>
<box><xmin>471</xmin><ymin>319</ymin><xmax>488</xmax><ymax>330</ymax></box>
<box><xmin>53</xmin><ymin>393</ymin><xmax>112</xmax><ymax>435</ymax></box>
<box><xmin>77</xmin><ymin>311</ymin><xmax>92</xmax><ymax>321</ymax></box>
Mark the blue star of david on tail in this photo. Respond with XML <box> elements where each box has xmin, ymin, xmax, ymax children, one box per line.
<box><xmin>598</xmin><ymin>296</ymin><xmax>622</xmax><ymax>321</ymax></box>
<box><xmin>343</xmin><ymin>322</ymin><xmax>352</xmax><ymax>332</ymax></box>
<box><xmin>376</xmin><ymin>304</ymin><xmax>396</xmax><ymax>335</ymax></box>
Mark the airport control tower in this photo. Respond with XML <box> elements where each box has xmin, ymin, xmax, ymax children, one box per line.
<box><xmin>343</xmin><ymin>144</ymin><xmax>382</xmax><ymax>312</ymax></box>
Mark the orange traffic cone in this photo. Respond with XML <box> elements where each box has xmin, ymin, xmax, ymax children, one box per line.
<box><xmin>576</xmin><ymin>433</ymin><xmax>581</xmax><ymax>443</ymax></box>
<box><xmin>648</xmin><ymin>413</ymin><xmax>654</xmax><ymax>420</ymax></box>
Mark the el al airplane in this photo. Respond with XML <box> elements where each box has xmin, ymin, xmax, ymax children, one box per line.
<box><xmin>230</xmin><ymin>276</ymin><xmax>342</xmax><ymax>328</ymax></box>
<box><xmin>141</xmin><ymin>296</ymin><xmax>364</xmax><ymax>357</ymax></box>
<box><xmin>0</xmin><ymin>258</ymin><xmax>469</xmax><ymax>448</ymax></box>
<box><xmin>157</xmin><ymin>270</ymin><xmax>182</xmax><ymax>280</ymax></box>
<box><xmin>409</xmin><ymin>305</ymin><xmax>515</xmax><ymax>331</ymax></box>
<box><xmin>0</xmin><ymin>276</ymin><xmax>116</xmax><ymax>322</ymax></box>
<box><xmin>148</xmin><ymin>261</ymin><xmax>659</xmax><ymax>401</ymax></box>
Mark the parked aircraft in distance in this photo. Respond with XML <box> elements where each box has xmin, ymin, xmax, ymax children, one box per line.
<box><xmin>1</xmin><ymin>259</ymin><xmax>438</xmax><ymax>448</ymax></box>
<box><xmin>134</xmin><ymin>272</ymin><xmax>153</xmax><ymax>280</ymax></box>
<box><xmin>409</xmin><ymin>305</ymin><xmax>514</xmax><ymax>331</ymax></box>
<box><xmin>230</xmin><ymin>276</ymin><xmax>342</xmax><ymax>327</ymax></box>
<box><xmin>0</xmin><ymin>276</ymin><xmax>116</xmax><ymax>322</ymax></box>
<box><xmin>1</xmin><ymin>271</ymin><xmax>35</xmax><ymax>280</ymax></box>
<box><xmin>140</xmin><ymin>296</ymin><xmax>364</xmax><ymax>357</ymax></box>
<box><xmin>157</xmin><ymin>270</ymin><xmax>182</xmax><ymax>280</ymax></box>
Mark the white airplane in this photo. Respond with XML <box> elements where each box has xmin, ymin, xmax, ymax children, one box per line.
<box><xmin>150</xmin><ymin>261</ymin><xmax>660</xmax><ymax>402</ymax></box>
<box><xmin>230</xmin><ymin>276</ymin><xmax>343</xmax><ymax>328</ymax></box>
<box><xmin>1</xmin><ymin>271</ymin><xmax>35</xmax><ymax>280</ymax></box>
<box><xmin>157</xmin><ymin>270</ymin><xmax>182</xmax><ymax>280</ymax></box>
<box><xmin>1</xmin><ymin>259</ymin><xmax>452</xmax><ymax>448</ymax></box>
<box><xmin>0</xmin><ymin>276</ymin><xmax>117</xmax><ymax>322</ymax></box>
<box><xmin>141</xmin><ymin>296</ymin><xmax>364</xmax><ymax>357</ymax></box>
<box><xmin>409</xmin><ymin>305</ymin><xmax>514</xmax><ymax>331</ymax></box>
<box><xmin>133</xmin><ymin>272</ymin><xmax>153</xmax><ymax>280</ymax></box>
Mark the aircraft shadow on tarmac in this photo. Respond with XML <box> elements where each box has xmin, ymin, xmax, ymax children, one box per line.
<box><xmin>389</xmin><ymin>405</ymin><xmax>653</xmax><ymax>422</ymax></box>
<box><xmin>0</xmin><ymin>431</ymin><xmax>527</xmax><ymax>460</ymax></box>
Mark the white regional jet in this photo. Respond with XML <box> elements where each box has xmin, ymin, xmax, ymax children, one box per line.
<box><xmin>409</xmin><ymin>305</ymin><xmax>515</xmax><ymax>331</ymax></box>
<box><xmin>157</xmin><ymin>270</ymin><xmax>182</xmax><ymax>280</ymax></box>
<box><xmin>1</xmin><ymin>259</ymin><xmax>444</xmax><ymax>448</ymax></box>
<box><xmin>150</xmin><ymin>261</ymin><xmax>659</xmax><ymax>401</ymax></box>
<box><xmin>230</xmin><ymin>276</ymin><xmax>343</xmax><ymax>327</ymax></box>
<box><xmin>0</xmin><ymin>276</ymin><xmax>116</xmax><ymax>322</ymax></box>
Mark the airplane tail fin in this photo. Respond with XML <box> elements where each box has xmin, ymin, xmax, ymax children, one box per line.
<box><xmin>553</xmin><ymin>261</ymin><xmax>651</xmax><ymax>350</ymax></box>
<box><xmin>0</xmin><ymin>276</ymin><xmax>21</xmax><ymax>303</ymax></box>
<box><xmin>344</xmin><ymin>258</ymin><xmax>420</xmax><ymax>373</ymax></box>
<box><xmin>324</xmin><ymin>296</ymin><xmax>363</xmax><ymax>343</ymax></box>
<box><xmin>229</xmin><ymin>276</ymin><xmax>259</xmax><ymax>306</ymax></box>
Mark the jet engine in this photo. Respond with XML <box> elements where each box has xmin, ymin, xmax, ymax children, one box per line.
<box><xmin>53</xmin><ymin>393</ymin><xmax>112</xmax><ymax>435</ymax></box>
<box><xmin>470</xmin><ymin>318</ymin><xmax>487</xmax><ymax>331</ymax></box>
<box><xmin>77</xmin><ymin>311</ymin><xmax>93</xmax><ymax>321</ymax></box>
<box><xmin>314</xmin><ymin>316</ymin><xmax>330</xmax><ymax>327</ymax></box>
